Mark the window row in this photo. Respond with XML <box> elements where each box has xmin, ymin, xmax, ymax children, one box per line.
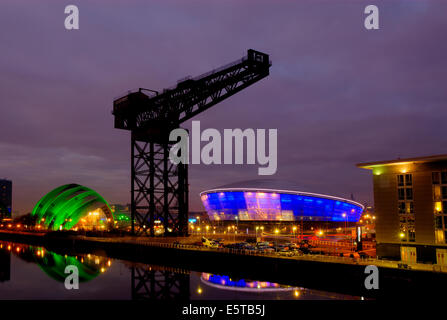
<box><xmin>432</xmin><ymin>172</ymin><xmax>447</xmax><ymax>185</ymax></box>
<box><xmin>435</xmin><ymin>230</ymin><xmax>447</xmax><ymax>244</ymax></box>
<box><xmin>399</xmin><ymin>229</ymin><xmax>416</xmax><ymax>242</ymax></box>
<box><xmin>398</xmin><ymin>188</ymin><xmax>413</xmax><ymax>201</ymax></box>
<box><xmin>435</xmin><ymin>215</ymin><xmax>447</xmax><ymax>230</ymax></box>
<box><xmin>434</xmin><ymin>201</ymin><xmax>447</xmax><ymax>214</ymax></box>
<box><xmin>399</xmin><ymin>213</ymin><xmax>415</xmax><ymax>242</ymax></box>
<box><xmin>397</xmin><ymin>174</ymin><xmax>412</xmax><ymax>187</ymax></box>
<box><xmin>398</xmin><ymin>201</ymin><xmax>414</xmax><ymax>214</ymax></box>
<box><xmin>433</xmin><ymin>185</ymin><xmax>447</xmax><ymax>200</ymax></box>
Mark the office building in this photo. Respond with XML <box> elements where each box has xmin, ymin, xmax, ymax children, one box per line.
<box><xmin>358</xmin><ymin>154</ymin><xmax>447</xmax><ymax>264</ymax></box>
<box><xmin>0</xmin><ymin>179</ymin><xmax>12</xmax><ymax>220</ymax></box>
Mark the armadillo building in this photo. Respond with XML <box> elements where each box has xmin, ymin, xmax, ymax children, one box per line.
<box><xmin>31</xmin><ymin>184</ymin><xmax>113</xmax><ymax>231</ymax></box>
<box><xmin>200</xmin><ymin>180</ymin><xmax>363</xmax><ymax>226</ymax></box>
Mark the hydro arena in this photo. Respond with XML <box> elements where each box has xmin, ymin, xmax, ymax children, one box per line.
<box><xmin>199</xmin><ymin>180</ymin><xmax>364</xmax><ymax>235</ymax></box>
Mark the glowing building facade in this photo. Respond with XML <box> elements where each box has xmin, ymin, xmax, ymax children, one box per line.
<box><xmin>200</xmin><ymin>181</ymin><xmax>363</xmax><ymax>223</ymax></box>
<box><xmin>31</xmin><ymin>184</ymin><xmax>113</xmax><ymax>231</ymax></box>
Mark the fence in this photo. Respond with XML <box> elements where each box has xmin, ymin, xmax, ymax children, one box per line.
<box><xmin>86</xmin><ymin>236</ymin><xmax>447</xmax><ymax>274</ymax></box>
<box><xmin>308</xmin><ymin>239</ymin><xmax>375</xmax><ymax>249</ymax></box>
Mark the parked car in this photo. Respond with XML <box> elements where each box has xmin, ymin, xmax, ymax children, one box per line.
<box><xmin>277</xmin><ymin>251</ymin><xmax>294</xmax><ymax>257</ymax></box>
<box><xmin>202</xmin><ymin>237</ymin><xmax>220</xmax><ymax>249</ymax></box>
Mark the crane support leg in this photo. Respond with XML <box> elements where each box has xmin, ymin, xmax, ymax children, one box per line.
<box><xmin>131</xmin><ymin>134</ymin><xmax>188</xmax><ymax>236</ymax></box>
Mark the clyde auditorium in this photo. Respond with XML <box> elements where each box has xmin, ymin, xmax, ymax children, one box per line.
<box><xmin>200</xmin><ymin>180</ymin><xmax>363</xmax><ymax>226</ymax></box>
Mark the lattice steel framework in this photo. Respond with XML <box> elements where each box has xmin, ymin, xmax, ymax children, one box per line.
<box><xmin>131</xmin><ymin>139</ymin><xmax>188</xmax><ymax>235</ymax></box>
<box><xmin>113</xmin><ymin>49</ymin><xmax>271</xmax><ymax>236</ymax></box>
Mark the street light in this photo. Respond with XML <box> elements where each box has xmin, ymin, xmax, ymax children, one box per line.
<box><xmin>342</xmin><ymin>213</ymin><xmax>347</xmax><ymax>236</ymax></box>
<box><xmin>274</xmin><ymin>228</ymin><xmax>279</xmax><ymax>252</ymax></box>
<box><xmin>300</xmin><ymin>216</ymin><xmax>304</xmax><ymax>241</ymax></box>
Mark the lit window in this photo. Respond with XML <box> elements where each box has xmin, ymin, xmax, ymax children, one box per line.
<box><xmin>435</xmin><ymin>229</ymin><xmax>445</xmax><ymax>244</ymax></box>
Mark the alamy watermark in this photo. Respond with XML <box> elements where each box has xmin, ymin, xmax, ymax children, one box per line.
<box><xmin>364</xmin><ymin>265</ymin><xmax>379</xmax><ymax>290</ymax></box>
<box><xmin>169</xmin><ymin>121</ymin><xmax>277</xmax><ymax>175</ymax></box>
<box><xmin>64</xmin><ymin>5</ymin><xmax>79</xmax><ymax>30</ymax></box>
<box><xmin>64</xmin><ymin>4</ymin><xmax>379</xmax><ymax>31</ymax></box>
<box><xmin>64</xmin><ymin>265</ymin><xmax>79</xmax><ymax>290</ymax></box>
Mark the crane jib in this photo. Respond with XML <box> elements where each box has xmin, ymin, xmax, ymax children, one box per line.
<box><xmin>113</xmin><ymin>49</ymin><xmax>271</xmax><ymax>131</ymax></box>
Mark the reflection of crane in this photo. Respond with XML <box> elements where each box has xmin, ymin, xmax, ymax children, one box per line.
<box><xmin>131</xmin><ymin>266</ymin><xmax>190</xmax><ymax>300</ymax></box>
<box><xmin>113</xmin><ymin>50</ymin><xmax>271</xmax><ymax>236</ymax></box>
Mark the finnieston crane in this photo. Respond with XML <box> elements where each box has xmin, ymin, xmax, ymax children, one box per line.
<box><xmin>113</xmin><ymin>49</ymin><xmax>271</xmax><ymax>236</ymax></box>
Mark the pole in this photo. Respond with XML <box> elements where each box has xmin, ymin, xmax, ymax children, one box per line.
<box><xmin>130</xmin><ymin>136</ymin><xmax>135</xmax><ymax>235</ymax></box>
<box><xmin>299</xmin><ymin>209</ymin><xmax>304</xmax><ymax>242</ymax></box>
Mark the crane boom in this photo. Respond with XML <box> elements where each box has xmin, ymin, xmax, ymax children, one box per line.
<box><xmin>113</xmin><ymin>49</ymin><xmax>270</xmax><ymax>134</ymax></box>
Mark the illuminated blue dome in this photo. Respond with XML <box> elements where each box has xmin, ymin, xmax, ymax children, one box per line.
<box><xmin>200</xmin><ymin>180</ymin><xmax>363</xmax><ymax>222</ymax></box>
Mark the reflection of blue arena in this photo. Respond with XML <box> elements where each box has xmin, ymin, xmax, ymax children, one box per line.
<box><xmin>202</xmin><ymin>273</ymin><xmax>280</xmax><ymax>289</ymax></box>
<box><xmin>201</xmin><ymin>273</ymin><xmax>295</xmax><ymax>292</ymax></box>
<box><xmin>200</xmin><ymin>187</ymin><xmax>363</xmax><ymax>223</ymax></box>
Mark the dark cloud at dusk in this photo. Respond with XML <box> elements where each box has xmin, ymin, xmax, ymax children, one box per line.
<box><xmin>1</xmin><ymin>0</ymin><xmax>446</xmax><ymax>215</ymax></box>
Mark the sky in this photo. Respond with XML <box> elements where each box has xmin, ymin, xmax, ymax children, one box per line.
<box><xmin>1</xmin><ymin>0</ymin><xmax>447</xmax><ymax>215</ymax></box>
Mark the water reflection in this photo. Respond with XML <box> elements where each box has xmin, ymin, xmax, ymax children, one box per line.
<box><xmin>201</xmin><ymin>273</ymin><xmax>294</xmax><ymax>292</ymax></box>
<box><xmin>0</xmin><ymin>241</ymin><xmax>111</xmax><ymax>283</ymax></box>
<box><xmin>131</xmin><ymin>264</ymin><xmax>190</xmax><ymax>300</ymax></box>
<box><xmin>0</xmin><ymin>241</ymin><xmax>359</xmax><ymax>300</ymax></box>
<box><xmin>0</xmin><ymin>249</ymin><xmax>10</xmax><ymax>282</ymax></box>
<box><xmin>198</xmin><ymin>273</ymin><xmax>359</xmax><ymax>300</ymax></box>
